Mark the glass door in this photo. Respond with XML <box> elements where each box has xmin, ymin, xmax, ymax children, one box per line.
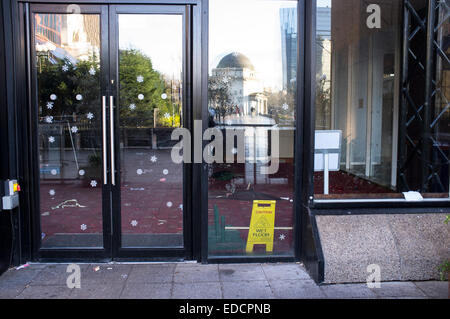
<box><xmin>31</xmin><ymin>4</ymin><xmax>111</xmax><ymax>257</ymax></box>
<box><xmin>31</xmin><ymin>3</ymin><xmax>192</xmax><ymax>260</ymax></box>
<box><xmin>109</xmin><ymin>5</ymin><xmax>190</xmax><ymax>258</ymax></box>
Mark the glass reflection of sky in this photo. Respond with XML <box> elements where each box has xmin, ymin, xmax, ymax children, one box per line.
<box><xmin>119</xmin><ymin>14</ymin><xmax>182</xmax><ymax>80</ymax></box>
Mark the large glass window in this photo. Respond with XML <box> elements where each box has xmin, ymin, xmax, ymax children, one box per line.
<box><xmin>314</xmin><ymin>0</ymin><xmax>449</xmax><ymax>201</ymax></box>
<box><xmin>208</xmin><ymin>0</ymin><xmax>297</xmax><ymax>257</ymax></box>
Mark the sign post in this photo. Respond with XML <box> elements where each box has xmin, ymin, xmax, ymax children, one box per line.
<box><xmin>314</xmin><ymin>130</ymin><xmax>342</xmax><ymax>195</ymax></box>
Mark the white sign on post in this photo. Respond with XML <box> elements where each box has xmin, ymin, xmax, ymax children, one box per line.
<box><xmin>314</xmin><ymin>130</ymin><xmax>342</xmax><ymax>195</ymax></box>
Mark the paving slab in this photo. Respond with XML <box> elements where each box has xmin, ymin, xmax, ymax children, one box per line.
<box><xmin>126</xmin><ymin>264</ymin><xmax>175</xmax><ymax>283</ymax></box>
<box><xmin>29</xmin><ymin>264</ymin><xmax>78</xmax><ymax>286</ymax></box>
<box><xmin>222</xmin><ymin>280</ymin><xmax>274</xmax><ymax>299</ymax></box>
<box><xmin>15</xmin><ymin>285</ymin><xmax>72</xmax><ymax>299</ymax></box>
<box><xmin>0</xmin><ymin>266</ymin><xmax>44</xmax><ymax>288</ymax></box>
<box><xmin>320</xmin><ymin>283</ymin><xmax>378</xmax><ymax>299</ymax></box>
<box><xmin>373</xmin><ymin>282</ymin><xmax>428</xmax><ymax>298</ymax></box>
<box><xmin>262</xmin><ymin>263</ymin><xmax>311</xmax><ymax>281</ymax></box>
<box><xmin>174</xmin><ymin>264</ymin><xmax>219</xmax><ymax>283</ymax></box>
<box><xmin>218</xmin><ymin>264</ymin><xmax>266</xmax><ymax>282</ymax></box>
<box><xmin>414</xmin><ymin>281</ymin><xmax>449</xmax><ymax>299</ymax></box>
<box><xmin>69</xmin><ymin>283</ymin><xmax>125</xmax><ymax>299</ymax></box>
<box><xmin>120</xmin><ymin>282</ymin><xmax>172</xmax><ymax>299</ymax></box>
<box><xmin>172</xmin><ymin>282</ymin><xmax>222</xmax><ymax>299</ymax></box>
<box><xmin>269</xmin><ymin>279</ymin><xmax>326</xmax><ymax>299</ymax></box>
<box><xmin>81</xmin><ymin>264</ymin><xmax>132</xmax><ymax>284</ymax></box>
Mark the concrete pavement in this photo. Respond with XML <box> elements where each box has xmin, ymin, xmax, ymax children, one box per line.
<box><xmin>0</xmin><ymin>262</ymin><xmax>447</xmax><ymax>299</ymax></box>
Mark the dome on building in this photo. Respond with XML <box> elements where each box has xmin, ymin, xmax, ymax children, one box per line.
<box><xmin>217</xmin><ymin>52</ymin><xmax>255</xmax><ymax>71</ymax></box>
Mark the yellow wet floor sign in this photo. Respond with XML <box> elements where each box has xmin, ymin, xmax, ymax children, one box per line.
<box><xmin>246</xmin><ymin>200</ymin><xmax>276</xmax><ymax>253</ymax></box>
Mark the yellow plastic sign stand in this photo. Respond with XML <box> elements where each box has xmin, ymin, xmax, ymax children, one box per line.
<box><xmin>246</xmin><ymin>200</ymin><xmax>276</xmax><ymax>253</ymax></box>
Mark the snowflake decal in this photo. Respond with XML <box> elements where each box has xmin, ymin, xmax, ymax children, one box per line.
<box><xmin>46</xmin><ymin>102</ymin><xmax>54</xmax><ymax>110</ymax></box>
<box><xmin>89</xmin><ymin>67</ymin><xmax>96</xmax><ymax>75</ymax></box>
<box><xmin>138</xmin><ymin>94</ymin><xmax>144</xmax><ymax>100</ymax></box>
<box><xmin>137</xmin><ymin>75</ymin><xmax>144</xmax><ymax>83</ymax></box>
<box><xmin>282</xmin><ymin>103</ymin><xmax>289</xmax><ymax>111</ymax></box>
<box><xmin>50</xmin><ymin>94</ymin><xmax>57</xmax><ymax>101</ymax></box>
<box><xmin>166</xmin><ymin>202</ymin><xmax>173</xmax><ymax>208</ymax></box>
<box><xmin>79</xmin><ymin>169</ymin><xmax>85</xmax><ymax>176</ymax></box>
<box><xmin>129</xmin><ymin>103</ymin><xmax>136</xmax><ymax>111</ymax></box>
<box><xmin>50</xmin><ymin>169</ymin><xmax>57</xmax><ymax>176</ymax></box>
<box><xmin>48</xmin><ymin>136</ymin><xmax>55</xmax><ymax>143</ymax></box>
<box><xmin>49</xmin><ymin>189</ymin><xmax>55</xmax><ymax>196</ymax></box>
<box><xmin>231</xmin><ymin>148</ymin><xmax>238</xmax><ymax>155</ymax></box>
<box><xmin>131</xmin><ymin>220</ymin><xmax>138</xmax><ymax>227</ymax></box>
<box><xmin>164</xmin><ymin>113</ymin><xmax>171</xmax><ymax>119</ymax></box>
<box><xmin>150</xmin><ymin>155</ymin><xmax>157</xmax><ymax>163</ymax></box>
<box><xmin>62</xmin><ymin>65</ymin><xmax>69</xmax><ymax>72</ymax></box>
<box><xmin>87</xmin><ymin>112</ymin><xmax>94</xmax><ymax>120</ymax></box>
<box><xmin>179</xmin><ymin>204</ymin><xmax>183</xmax><ymax>210</ymax></box>
<box><xmin>90</xmin><ymin>180</ymin><xmax>98</xmax><ymax>188</ymax></box>
<box><xmin>80</xmin><ymin>224</ymin><xmax>87</xmax><ymax>231</ymax></box>
<box><xmin>71</xmin><ymin>126</ymin><xmax>78</xmax><ymax>133</ymax></box>
<box><xmin>163</xmin><ymin>169</ymin><xmax>169</xmax><ymax>175</ymax></box>
<box><xmin>161</xmin><ymin>93</ymin><xmax>168</xmax><ymax>100</ymax></box>
<box><xmin>76</xmin><ymin>94</ymin><xmax>83</xmax><ymax>101</ymax></box>
<box><xmin>45</xmin><ymin>116</ymin><xmax>53</xmax><ymax>123</ymax></box>
<box><xmin>279</xmin><ymin>234</ymin><xmax>286</xmax><ymax>241</ymax></box>
<box><xmin>136</xmin><ymin>169</ymin><xmax>143</xmax><ymax>175</ymax></box>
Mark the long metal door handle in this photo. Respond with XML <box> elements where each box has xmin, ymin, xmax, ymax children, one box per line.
<box><xmin>110</xmin><ymin>96</ymin><xmax>116</xmax><ymax>186</ymax></box>
<box><xmin>102</xmin><ymin>96</ymin><xmax>107</xmax><ymax>185</ymax></box>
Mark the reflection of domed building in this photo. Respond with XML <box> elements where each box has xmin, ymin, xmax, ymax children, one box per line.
<box><xmin>212</xmin><ymin>52</ymin><xmax>267</xmax><ymax>116</ymax></box>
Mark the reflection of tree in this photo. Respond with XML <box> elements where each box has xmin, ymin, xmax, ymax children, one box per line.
<box><xmin>38</xmin><ymin>56</ymin><xmax>100</xmax><ymax>119</ymax></box>
<box><xmin>315</xmin><ymin>77</ymin><xmax>331</xmax><ymax>130</ymax></box>
<box><xmin>119</xmin><ymin>49</ymin><xmax>180</xmax><ymax>128</ymax></box>
<box><xmin>208</xmin><ymin>77</ymin><xmax>232</xmax><ymax>123</ymax></box>
<box><xmin>265</xmin><ymin>89</ymin><xmax>295</xmax><ymax>125</ymax></box>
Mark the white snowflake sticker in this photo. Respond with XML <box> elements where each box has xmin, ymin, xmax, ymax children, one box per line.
<box><xmin>50</xmin><ymin>169</ymin><xmax>57</xmax><ymax>176</ymax></box>
<box><xmin>71</xmin><ymin>126</ymin><xmax>78</xmax><ymax>133</ymax></box>
<box><xmin>45</xmin><ymin>116</ymin><xmax>53</xmax><ymax>123</ymax></box>
<box><xmin>129</xmin><ymin>103</ymin><xmax>136</xmax><ymax>111</ymax></box>
<box><xmin>79</xmin><ymin>169</ymin><xmax>85</xmax><ymax>176</ymax></box>
<box><xmin>89</xmin><ymin>67</ymin><xmax>96</xmax><ymax>75</ymax></box>
<box><xmin>138</xmin><ymin>94</ymin><xmax>144</xmax><ymax>100</ymax></box>
<box><xmin>279</xmin><ymin>234</ymin><xmax>286</xmax><ymax>241</ymax></box>
<box><xmin>50</xmin><ymin>94</ymin><xmax>57</xmax><ymax>101</ymax></box>
<box><xmin>161</xmin><ymin>93</ymin><xmax>168</xmax><ymax>100</ymax></box>
<box><xmin>86</xmin><ymin>112</ymin><xmax>94</xmax><ymax>120</ymax></box>
<box><xmin>163</xmin><ymin>169</ymin><xmax>169</xmax><ymax>175</ymax></box>
<box><xmin>81</xmin><ymin>224</ymin><xmax>87</xmax><ymax>231</ymax></box>
<box><xmin>90</xmin><ymin>180</ymin><xmax>98</xmax><ymax>188</ymax></box>
<box><xmin>166</xmin><ymin>202</ymin><xmax>173</xmax><ymax>208</ymax></box>
<box><xmin>46</xmin><ymin>102</ymin><xmax>54</xmax><ymax>110</ymax></box>
<box><xmin>131</xmin><ymin>220</ymin><xmax>138</xmax><ymax>227</ymax></box>
<box><xmin>48</xmin><ymin>136</ymin><xmax>55</xmax><ymax>143</ymax></box>
<box><xmin>49</xmin><ymin>189</ymin><xmax>56</xmax><ymax>196</ymax></box>
<box><xmin>136</xmin><ymin>169</ymin><xmax>143</xmax><ymax>175</ymax></box>
<box><xmin>282</xmin><ymin>103</ymin><xmax>289</xmax><ymax>111</ymax></box>
<box><xmin>137</xmin><ymin>75</ymin><xmax>144</xmax><ymax>83</ymax></box>
<box><xmin>164</xmin><ymin>113</ymin><xmax>171</xmax><ymax>119</ymax></box>
<box><xmin>62</xmin><ymin>65</ymin><xmax>69</xmax><ymax>72</ymax></box>
<box><xmin>76</xmin><ymin>94</ymin><xmax>83</xmax><ymax>101</ymax></box>
<box><xmin>150</xmin><ymin>155</ymin><xmax>157</xmax><ymax>163</ymax></box>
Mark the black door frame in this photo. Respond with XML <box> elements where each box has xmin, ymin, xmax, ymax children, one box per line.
<box><xmin>18</xmin><ymin>0</ymin><xmax>204</xmax><ymax>262</ymax></box>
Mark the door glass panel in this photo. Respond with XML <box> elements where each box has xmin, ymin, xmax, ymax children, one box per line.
<box><xmin>118</xmin><ymin>14</ymin><xmax>184</xmax><ymax>248</ymax></box>
<box><xmin>35</xmin><ymin>13</ymin><xmax>103</xmax><ymax>248</ymax></box>
<box><xmin>207</xmin><ymin>0</ymin><xmax>297</xmax><ymax>257</ymax></box>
